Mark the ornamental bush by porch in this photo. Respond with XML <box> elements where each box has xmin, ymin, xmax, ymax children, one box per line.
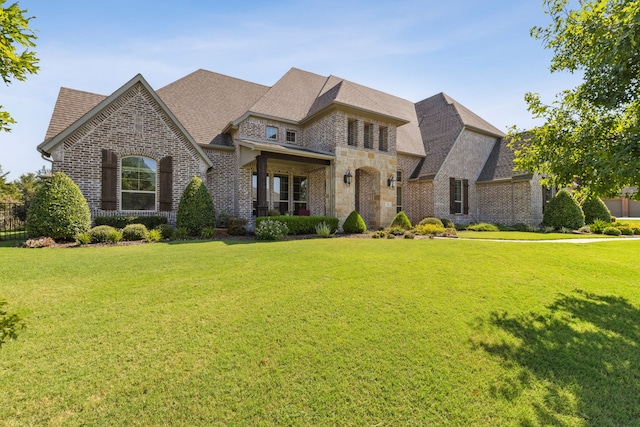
<box><xmin>26</xmin><ymin>172</ymin><xmax>91</xmax><ymax>241</ymax></box>
<box><xmin>176</xmin><ymin>176</ymin><xmax>216</xmax><ymax>236</ymax></box>
<box><xmin>255</xmin><ymin>219</ymin><xmax>288</xmax><ymax>240</ymax></box>
<box><xmin>122</xmin><ymin>224</ymin><xmax>149</xmax><ymax>241</ymax></box>
<box><xmin>342</xmin><ymin>211</ymin><xmax>366</xmax><ymax>234</ymax></box>
<box><xmin>542</xmin><ymin>189</ymin><xmax>585</xmax><ymax>230</ymax></box>
<box><xmin>256</xmin><ymin>216</ymin><xmax>339</xmax><ymax>235</ymax></box>
<box><xmin>390</xmin><ymin>211</ymin><xmax>411</xmax><ymax>230</ymax></box>
<box><xmin>581</xmin><ymin>196</ymin><xmax>612</xmax><ymax>224</ymax></box>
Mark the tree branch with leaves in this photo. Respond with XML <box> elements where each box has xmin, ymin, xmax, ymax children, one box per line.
<box><xmin>509</xmin><ymin>0</ymin><xmax>640</xmax><ymax>198</ymax></box>
<box><xmin>0</xmin><ymin>0</ymin><xmax>39</xmax><ymax>132</ymax></box>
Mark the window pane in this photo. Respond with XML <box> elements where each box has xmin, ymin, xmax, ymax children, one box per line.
<box><xmin>121</xmin><ymin>156</ymin><xmax>157</xmax><ymax>211</ymax></box>
<box><xmin>122</xmin><ymin>192</ymin><xmax>155</xmax><ymax>210</ymax></box>
<box><xmin>293</xmin><ymin>176</ymin><xmax>307</xmax><ymax>201</ymax></box>
<box><xmin>266</xmin><ymin>126</ymin><xmax>278</xmax><ymax>140</ymax></box>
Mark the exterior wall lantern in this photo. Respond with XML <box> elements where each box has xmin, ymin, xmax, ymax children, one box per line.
<box><xmin>343</xmin><ymin>170</ymin><xmax>353</xmax><ymax>186</ymax></box>
<box><xmin>387</xmin><ymin>175</ymin><xmax>395</xmax><ymax>188</ymax></box>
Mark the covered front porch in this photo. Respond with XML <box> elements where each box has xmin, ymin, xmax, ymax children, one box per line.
<box><xmin>237</xmin><ymin>140</ymin><xmax>335</xmax><ymax>222</ymax></box>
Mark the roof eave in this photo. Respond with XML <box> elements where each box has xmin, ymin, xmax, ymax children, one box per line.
<box><xmin>300</xmin><ymin>101</ymin><xmax>410</xmax><ymax>127</ymax></box>
<box><xmin>38</xmin><ymin>74</ymin><xmax>214</xmax><ymax>168</ymax></box>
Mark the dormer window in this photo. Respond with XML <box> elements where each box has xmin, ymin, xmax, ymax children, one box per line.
<box><xmin>266</xmin><ymin>126</ymin><xmax>278</xmax><ymax>140</ymax></box>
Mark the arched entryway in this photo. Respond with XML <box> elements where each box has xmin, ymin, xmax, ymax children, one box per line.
<box><xmin>354</xmin><ymin>167</ymin><xmax>381</xmax><ymax>229</ymax></box>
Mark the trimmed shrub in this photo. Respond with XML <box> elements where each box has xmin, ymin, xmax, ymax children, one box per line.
<box><xmin>581</xmin><ymin>196</ymin><xmax>612</xmax><ymax>224</ymax></box>
<box><xmin>255</xmin><ymin>219</ymin><xmax>288</xmax><ymax>240</ymax></box>
<box><xmin>631</xmin><ymin>225</ymin><xmax>640</xmax><ymax>235</ymax></box>
<box><xmin>390</xmin><ymin>211</ymin><xmax>411</xmax><ymax>230</ymax></box>
<box><xmin>440</xmin><ymin>218</ymin><xmax>455</xmax><ymax>229</ymax></box>
<box><xmin>419</xmin><ymin>217</ymin><xmax>444</xmax><ymax>227</ymax></box>
<box><xmin>342</xmin><ymin>211</ymin><xmax>367</xmax><ymax>234</ymax></box>
<box><xmin>414</xmin><ymin>223</ymin><xmax>445</xmax><ymax>235</ymax></box>
<box><xmin>89</xmin><ymin>225</ymin><xmax>118</xmax><ymax>243</ymax></box>
<box><xmin>215</xmin><ymin>212</ymin><xmax>230</xmax><ymax>228</ymax></box>
<box><xmin>156</xmin><ymin>224</ymin><xmax>174</xmax><ymax>240</ymax></box>
<box><xmin>255</xmin><ymin>216</ymin><xmax>339</xmax><ymax>235</ymax></box>
<box><xmin>542</xmin><ymin>189</ymin><xmax>585</xmax><ymax>230</ymax></box>
<box><xmin>26</xmin><ymin>172</ymin><xmax>91</xmax><ymax>241</ymax></box>
<box><xmin>176</xmin><ymin>176</ymin><xmax>216</xmax><ymax>236</ymax></box>
<box><xmin>513</xmin><ymin>223</ymin><xmax>536</xmax><ymax>232</ymax></box>
<box><xmin>227</xmin><ymin>217</ymin><xmax>247</xmax><ymax>236</ymax></box>
<box><xmin>467</xmin><ymin>222</ymin><xmax>500</xmax><ymax>232</ymax></box>
<box><xmin>442</xmin><ymin>227</ymin><xmax>458</xmax><ymax>238</ymax></box>
<box><xmin>75</xmin><ymin>232</ymin><xmax>91</xmax><ymax>245</ymax></box>
<box><xmin>122</xmin><ymin>224</ymin><xmax>149</xmax><ymax>241</ymax></box>
<box><xmin>603</xmin><ymin>226</ymin><xmax>621</xmax><ymax>236</ymax></box>
<box><xmin>94</xmin><ymin>215</ymin><xmax>167</xmax><ymax>230</ymax></box>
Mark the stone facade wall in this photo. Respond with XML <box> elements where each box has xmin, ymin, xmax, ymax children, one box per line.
<box><xmin>50</xmin><ymin>82</ymin><xmax>208</xmax><ymax>222</ymax></box>
<box><xmin>434</xmin><ymin>130</ymin><xmax>498</xmax><ymax>224</ymax></box>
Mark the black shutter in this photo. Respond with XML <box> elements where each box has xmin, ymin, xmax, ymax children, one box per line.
<box><xmin>463</xmin><ymin>179</ymin><xmax>469</xmax><ymax>215</ymax></box>
<box><xmin>449</xmin><ymin>177</ymin><xmax>456</xmax><ymax>214</ymax></box>
<box><xmin>159</xmin><ymin>156</ymin><xmax>173</xmax><ymax>212</ymax></box>
<box><xmin>101</xmin><ymin>149</ymin><xmax>117</xmax><ymax>210</ymax></box>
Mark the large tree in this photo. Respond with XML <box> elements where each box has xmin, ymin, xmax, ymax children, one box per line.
<box><xmin>0</xmin><ymin>0</ymin><xmax>38</xmax><ymax>132</ymax></box>
<box><xmin>510</xmin><ymin>0</ymin><xmax>640</xmax><ymax>198</ymax></box>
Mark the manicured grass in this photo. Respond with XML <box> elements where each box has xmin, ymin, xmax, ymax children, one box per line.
<box><xmin>456</xmin><ymin>230</ymin><xmax>616</xmax><ymax>240</ymax></box>
<box><xmin>1</xmin><ymin>239</ymin><xmax>640</xmax><ymax>425</ymax></box>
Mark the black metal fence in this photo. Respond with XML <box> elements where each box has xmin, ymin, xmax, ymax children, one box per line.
<box><xmin>0</xmin><ymin>202</ymin><xmax>28</xmax><ymax>241</ymax></box>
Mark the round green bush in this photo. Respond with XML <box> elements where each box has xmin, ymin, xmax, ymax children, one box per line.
<box><xmin>156</xmin><ymin>224</ymin><xmax>174</xmax><ymax>240</ymax></box>
<box><xmin>418</xmin><ymin>217</ymin><xmax>444</xmax><ymax>227</ymax></box>
<box><xmin>390</xmin><ymin>211</ymin><xmax>411</xmax><ymax>230</ymax></box>
<box><xmin>581</xmin><ymin>196</ymin><xmax>611</xmax><ymax>224</ymax></box>
<box><xmin>89</xmin><ymin>225</ymin><xmax>118</xmax><ymax>243</ymax></box>
<box><xmin>414</xmin><ymin>223</ymin><xmax>445</xmax><ymax>235</ymax></box>
<box><xmin>26</xmin><ymin>172</ymin><xmax>91</xmax><ymax>241</ymax></box>
<box><xmin>603</xmin><ymin>226</ymin><xmax>621</xmax><ymax>236</ymax></box>
<box><xmin>176</xmin><ymin>176</ymin><xmax>216</xmax><ymax>236</ymax></box>
<box><xmin>342</xmin><ymin>211</ymin><xmax>367</xmax><ymax>234</ymax></box>
<box><xmin>122</xmin><ymin>224</ymin><xmax>149</xmax><ymax>241</ymax></box>
<box><xmin>542</xmin><ymin>189</ymin><xmax>585</xmax><ymax>230</ymax></box>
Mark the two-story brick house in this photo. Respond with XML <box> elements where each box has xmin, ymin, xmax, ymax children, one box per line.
<box><xmin>37</xmin><ymin>67</ymin><xmax>543</xmax><ymax>230</ymax></box>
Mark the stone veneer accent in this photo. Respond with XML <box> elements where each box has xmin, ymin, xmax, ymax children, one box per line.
<box><xmin>50</xmin><ymin>82</ymin><xmax>208</xmax><ymax>223</ymax></box>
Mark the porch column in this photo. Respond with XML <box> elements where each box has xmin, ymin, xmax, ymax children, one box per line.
<box><xmin>256</xmin><ymin>154</ymin><xmax>268</xmax><ymax>217</ymax></box>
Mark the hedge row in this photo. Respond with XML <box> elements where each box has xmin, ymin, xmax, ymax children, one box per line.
<box><xmin>94</xmin><ymin>215</ymin><xmax>168</xmax><ymax>230</ymax></box>
<box><xmin>255</xmin><ymin>216</ymin><xmax>339</xmax><ymax>235</ymax></box>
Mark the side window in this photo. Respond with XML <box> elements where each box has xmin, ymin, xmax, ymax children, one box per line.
<box><xmin>266</xmin><ymin>126</ymin><xmax>278</xmax><ymax>140</ymax></box>
<box><xmin>121</xmin><ymin>156</ymin><xmax>156</xmax><ymax>210</ymax></box>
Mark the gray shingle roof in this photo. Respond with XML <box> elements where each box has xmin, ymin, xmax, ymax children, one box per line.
<box><xmin>413</xmin><ymin>93</ymin><xmax>505</xmax><ymax>177</ymax></box>
<box><xmin>157</xmin><ymin>69</ymin><xmax>270</xmax><ymax>145</ymax></box>
<box><xmin>45</xmin><ymin>88</ymin><xmax>106</xmax><ymax>140</ymax></box>
<box><xmin>477</xmin><ymin>138</ymin><xmax>515</xmax><ymax>182</ymax></box>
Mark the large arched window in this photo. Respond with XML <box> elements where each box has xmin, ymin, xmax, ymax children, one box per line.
<box><xmin>121</xmin><ymin>156</ymin><xmax>156</xmax><ymax>210</ymax></box>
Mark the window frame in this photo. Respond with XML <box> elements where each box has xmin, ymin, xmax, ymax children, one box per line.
<box><xmin>293</xmin><ymin>175</ymin><xmax>308</xmax><ymax>214</ymax></box>
<box><xmin>266</xmin><ymin>126</ymin><xmax>278</xmax><ymax>140</ymax></box>
<box><xmin>286</xmin><ymin>130</ymin><xmax>297</xmax><ymax>143</ymax></box>
<box><xmin>454</xmin><ymin>179</ymin><xmax>463</xmax><ymax>214</ymax></box>
<box><xmin>379</xmin><ymin>126</ymin><xmax>388</xmax><ymax>151</ymax></box>
<box><xmin>120</xmin><ymin>156</ymin><xmax>157</xmax><ymax>211</ymax></box>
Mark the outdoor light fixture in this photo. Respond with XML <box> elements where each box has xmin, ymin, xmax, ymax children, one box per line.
<box><xmin>387</xmin><ymin>175</ymin><xmax>395</xmax><ymax>188</ymax></box>
<box><xmin>343</xmin><ymin>170</ymin><xmax>353</xmax><ymax>186</ymax></box>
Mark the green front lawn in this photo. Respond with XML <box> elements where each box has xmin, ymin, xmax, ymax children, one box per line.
<box><xmin>456</xmin><ymin>230</ymin><xmax>616</xmax><ymax>240</ymax></box>
<box><xmin>1</xmin><ymin>239</ymin><xmax>639</xmax><ymax>426</ymax></box>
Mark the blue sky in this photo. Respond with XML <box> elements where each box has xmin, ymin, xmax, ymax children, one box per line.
<box><xmin>1</xmin><ymin>0</ymin><xmax>582</xmax><ymax>181</ymax></box>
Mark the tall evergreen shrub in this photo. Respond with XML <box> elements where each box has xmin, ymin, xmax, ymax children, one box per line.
<box><xmin>390</xmin><ymin>211</ymin><xmax>412</xmax><ymax>230</ymax></box>
<box><xmin>176</xmin><ymin>176</ymin><xmax>216</xmax><ymax>236</ymax></box>
<box><xmin>26</xmin><ymin>172</ymin><xmax>91</xmax><ymax>241</ymax></box>
<box><xmin>581</xmin><ymin>196</ymin><xmax>612</xmax><ymax>224</ymax></box>
<box><xmin>342</xmin><ymin>211</ymin><xmax>367</xmax><ymax>234</ymax></box>
<box><xmin>542</xmin><ymin>189</ymin><xmax>585</xmax><ymax>230</ymax></box>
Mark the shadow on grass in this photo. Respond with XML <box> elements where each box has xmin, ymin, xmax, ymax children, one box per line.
<box><xmin>474</xmin><ymin>290</ymin><xmax>640</xmax><ymax>426</ymax></box>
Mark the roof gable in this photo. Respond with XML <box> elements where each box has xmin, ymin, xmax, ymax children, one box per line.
<box><xmin>38</xmin><ymin>74</ymin><xmax>213</xmax><ymax>168</ymax></box>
